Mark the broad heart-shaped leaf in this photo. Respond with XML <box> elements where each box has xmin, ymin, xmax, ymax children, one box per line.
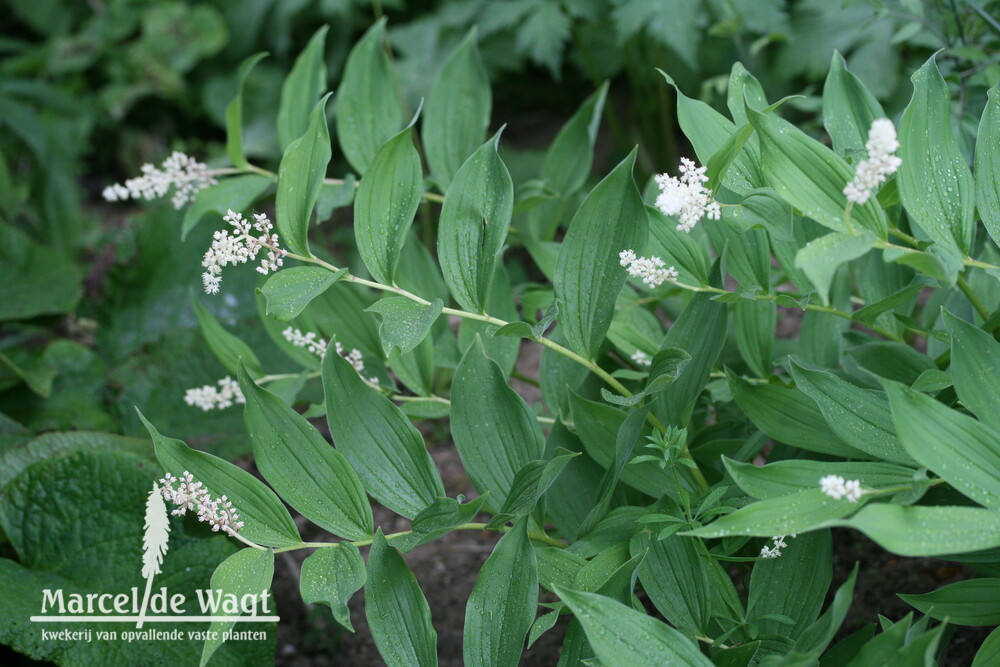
<box><xmin>200</xmin><ymin>547</ymin><xmax>275</xmax><ymax>667</ymax></box>
<box><xmin>749</xmin><ymin>531</ymin><xmax>831</xmax><ymax>641</ymax></box>
<box><xmin>365</xmin><ymin>530</ymin><xmax>438</xmax><ymax>667</ymax></box>
<box><xmin>191</xmin><ymin>297</ymin><xmax>264</xmax><ymax>378</ymax></box>
<box><xmin>237</xmin><ymin>363</ymin><xmax>373</xmax><ymax>540</ymax></box>
<box><xmin>335</xmin><ymin>18</ymin><xmax>403</xmax><ymax>175</ymax></box>
<box><xmin>822</xmin><ymin>51</ymin><xmax>884</xmax><ymax>157</ymax></box>
<box><xmin>300</xmin><ymin>543</ymin><xmax>366</xmax><ymax>631</ymax></box>
<box><xmin>976</xmin><ymin>83</ymin><xmax>1000</xmax><ymax>246</ymax></box>
<box><xmin>554</xmin><ymin>148</ymin><xmax>648</xmax><ymax>359</ymax></box>
<box><xmin>898</xmin><ymin>54</ymin><xmax>974</xmax><ymax>257</ymax></box>
<box><xmin>724</xmin><ymin>458</ymin><xmax>918</xmax><ymax>500</ymax></box>
<box><xmin>259</xmin><ymin>266</ymin><xmax>346</xmax><ymax>321</ymax></box>
<box><xmin>437</xmin><ymin>130</ymin><xmax>513</xmax><ymax>313</ymax></box>
<box><xmin>790</xmin><ymin>362</ymin><xmax>914</xmax><ymax>465</ymax></box>
<box><xmin>884</xmin><ymin>380</ymin><xmax>1000</xmax><ymax>509</ymax></box>
<box><xmin>553</xmin><ymin>586</ymin><xmax>714</xmax><ymax>667</ymax></box>
<box><xmin>424</xmin><ymin>27</ymin><xmax>491</xmax><ymax>191</ymax></box>
<box><xmin>747</xmin><ymin>104</ymin><xmax>886</xmax><ymax>238</ymax></box>
<box><xmin>366</xmin><ymin>296</ymin><xmax>443</xmax><ymax>356</ymax></box>
<box><xmin>900</xmin><ymin>579</ymin><xmax>1000</xmax><ymax>626</ymax></box>
<box><xmin>225</xmin><ymin>52</ymin><xmax>268</xmax><ymax>169</ymax></box>
<box><xmin>142</xmin><ymin>412</ymin><xmax>301</xmax><ymax>548</ymax></box>
<box><xmin>631</xmin><ymin>530</ymin><xmax>710</xmax><ymax>637</ymax></box>
<box><xmin>943</xmin><ymin>310</ymin><xmax>1000</xmax><ymax>431</ymax></box>
<box><xmin>322</xmin><ymin>340</ymin><xmax>443</xmax><ymax>519</ymax></box>
<box><xmin>354</xmin><ymin>123</ymin><xmax>424</xmax><ymax>285</ymax></box>
<box><xmin>684</xmin><ymin>489</ymin><xmax>867</xmax><ymax>539</ymax></box>
<box><xmin>795</xmin><ymin>231</ymin><xmax>876</xmax><ymax>305</ymax></box>
<box><xmin>275</xmin><ymin>93</ymin><xmax>332</xmax><ymax>257</ymax></box>
<box><xmin>451</xmin><ymin>337</ymin><xmax>544</xmax><ymax>511</ymax></box>
<box><xmin>277</xmin><ymin>26</ymin><xmax>328</xmax><ymax>151</ymax></box>
<box><xmin>464</xmin><ymin>520</ymin><xmax>538</xmax><ymax>667</ymax></box>
<box><xmin>832</xmin><ymin>504</ymin><xmax>1000</xmax><ymax>556</ymax></box>
<box><xmin>181</xmin><ymin>173</ymin><xmax>273</xmax><ymax>239</ymax></box>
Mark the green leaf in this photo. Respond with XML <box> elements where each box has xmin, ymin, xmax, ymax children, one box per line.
<box><xmin>647</xmin><ymin>206</ymin><xmax>711</xmax><ymax>286</ymax></box>
<box><xmin>300</xmin><ymin>543</ymin><xmax>366</xmax><ymax>631</ymax></box>
<box><xmin>973</xmin><ymin>626</ymin><xmax>1000</xmax><ymax>666</ymax></box>
<box><xmin>238</xmin><ymin>363</ymin><xmax>372</xmax><ymax>540</ymax></box>
<box><xmin>437</xmin><ymin>130</ymin><xmax>513</xmax><ymax>312</ymax></box>
<box><xmin>727</xmin><ymin>61</ymin><xmax>768</xmax><ymax>125</ymax></box>
<box><xmin>274</xmin><ymin>93</ymin><xmax>332</xmax><ymax>257</ymax></box>
<box><xmin>790</xmin><ymin>362</ymin><xmax>914</xmax><ymax>465</ymax></box>
<box><xmin>366</xmin><ymin>297</ymin><xmax>443</xmax><ymax>356</ymax></box>
<box><xmin>464</xmin><ymin>520</ymin><xmax>538</xmax><ymax>667</ymax></box>
<box><xmin>601</xmin><ymin>347</ymin><xmax>690</xmax><ymax>407</ymax></box>
<box><xmin>822</xmin><ymin>51</ymin><xmax>884</xmax><ymax>157</ymax></box>
<box><xmin>191</xmin><ymin>297</ymin><xmax>264</xmax><ymax>378</ymax></box>
<box><xmin>226</xmin><ymin>52</ymin><xmax>268</xmax><ymax>169</ymax></box>
<box><xmin>684</xmin><ymin>489</ymin><xmax>865</xmax><ymax>538</ymax></box>
<box><xmin>884</xmin><ymin>380</ymin><xmax>1000</xmax><ymax>509</ymax></box>
<box><xmin>277</xmin><ymin>26</ymin><xmax>328</xmax><ymax>151</ymax></box>
<box><xmin>354</xmin><ymin>121</ymin><xmax>424</xmax><ymax>285</ymax></box>
<box><xmin>143</xmin><ymin>413</ymin><xmax>301</xmax><ymax>548</ymax></box>
<box><xmin>898</xmin><ymin>54</ymin><xmax>975</xmax><ymax>256</ymax></box>
<box><xmin>322</xmin><ymin>339</ymin><xmax>443</xmax><ymax>518</ymax></box>
<box><xmin>747</xmin><ymin>105</ymin><xmax>886</xmax><ymax>237</ymax></box>
<box><xmin>851</xmin><ymin>278</ymin><xmax>929</xmax><ymax>327</ymax></box>
<box><xmin>315</xmin><ymin>176</ymin><xmax>356</xmax><ymax>220</ymax></box>
<box><xmin>553</xmin><ymin>586</ymin><xmax>714</xmax><ymax>667</ymax></box>
<box><xmin>259</xmin><ymin>266</ymin><xmax>346</xmax><ymax>321</ymax></box>
<box><xmin>335</xmin><ymin>18</ymin><xmax>403</xmax><ymax>175</ymax></box>
<box><xmin>554</xmin><ymin>148</ymin><xmax>647</xmax><ymax>358</ymax></box>
<box><xmin>365</xmin><ymin>530</ymin><xmax>438</xmax><ymax>667</ymax></box>
<box><xmin>0</xmin><ymin>222</ymin><xmax>81</xmax><ymax>320</ymax></box>
<box><xmin>975</xmin><ymin>83</ymin><xmax>1000</xmax><ymax>246</ymax></box>
<box><xmin>724</xmin><ymin>458</ymin><xmax>917</xmax><ymax>500</ymax></box>
<box><xmin>795</xmin><ymin>231</ymin><xmax>876</xmax><ymax>305</ymax></box>
<box><xmin>487</xmin><ymin>452</ymin><xmax>579</xmax><ymax>529</ymax></box>
<box><xmin>833</xmin><ymin>504</ymin><xmax>1000</xmax><ymax>556</ymax></box>
<box><xmin>723</xmin><ymin>188</ymin><xmax>794</xmax><ymax>241</ymax></box>
<box><xmin>942</xmin><ymin>309</ymin><xmax>1000</xmax><ymax>431</ymax></box>
<box><xmin>451</xmin><ymin>337</ymin><xmax>544</xmax><ymax>511</ymax></box>
<box><xmin>734</xmin><ymin>300</ymin><xmax>775</xmax><ymax>378</ymax></box>
<box><xmin>749</xmin><ymin>531</ymin><xmax>831</xmax><ymax>640</ymax></box>
<box><xmin>181</xmin><ymin>174</ymin><xmax>273</xmax><ymax>240</ymax></box>
<box><xmin>424</xmin><ymin>28</ymin><xmax>491</xmax><ymax>190</ymax></box>
<box><xmin>631</xmin><ymin>531</ymin><xmax>710</xmax><ymax>637</ymax></box>
<box><xmin>900</xmin><ymin>579</ymin><xmax>1000</xmax><ymax>626</ymax></box>
<box><xmin>200</xmin><ymin>547</ymin><xmax>275</xmax><ymax>667</ymax></box>
<box><xmin>392</xmin><ymin>495</ymin><xmax>490</xmax><ymax>553</ymax></box>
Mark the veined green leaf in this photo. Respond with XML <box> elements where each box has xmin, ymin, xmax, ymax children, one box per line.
<box><xmin>199</xmin><ymin>548</ymin><xmax>274</xmax><ymax>667</ymax></box>
<box><xmin>487</xmin><ymin>452</ymin><xmax>579</xmax><ymax>529</ymax></box>
<box><xmin>142</xmin><ymin>412</ymin><xmax>301</xmax><ymax>548</ymax></box>
<box><xmin>833</xmin><ymin>504</ymin><xmax>1000</xmax><ymax>556</ymax></box>
<box><xmin>749</xmin><ymin>531</ymin><xmax>831</xmax><ymax>640</ymax></box>
<box><xmin>335</xmin><ymin>19</ymin><xmax>402</xmax><ymax>174</ymax></box>
<box><xmin>238</xmin><ymin>363</ymin><xmax>373</xmax><ymax>540</ymax></box>
<box><xmin>437</xmin><ymin>130</ymin><xmax>513</xmax><ymax>312</ymax></box>
<box><xmin>300</xmin><ymin>544</ymin><xmax>366</xmax><ymax>631</ymax></box>
<box><xmin>974</xmin><ymin>627</ymin><xmax>1000</xmax><ymax>667</ymax></box>
<box><xmin>898</xmin><ymin>53</ymin><xmax>974</xmax><ymax>258</ymax></box>
<box><xmin>724</xmin><ymin>458</ymin><xmax>917</xmax><ymax>500</ymax></box>
<box><xmin>366</xmin><ymin>297</ymin><xmax>443</xmax><ymax>356</ymax></box>
<box><xmin>259</xmin><ymin>266</ymin><xmax>346</xmax><ymax>321</ymax></box>
<box><xmin>727</xmin><ymin>62</ymin><xmax>768</xmax><ymax>126</ymax></box>
<box><xmin>226</xmin><ymin>52</ymin><xmax>268</xmax><ymax>169</ymax></box>
<box><xmin>942</xmin><ymin>309</ymin><xmax>1000</xmax><ymax>432</ymax></box>
<box><xmin>274</xmin><ymin>93</ymin><xmax>333</xmax><ymax>257</ymax></box>
<box><xmin>424</xmin><ymin>28</ymin><xmax>491</xmax><ymax>191</ymax></box>
<box><xmin>464</xmin><ymin>520</ymin><xmax>537</xmax><ymax>667</ymax></box>
<box><xmin>553</xmin><ymin>586</ymin><xmax>714</xmax><ymax>667</ymax></box>
<box><xmin>822</xmin><ymin>51</ymin><xmax>884</xmax><ymax>157</ymax></box>
<box><xmin>451</xmin><ymin>337</ymin><xmax>544</xmax><ymax>511</ymax></box>
<box><xmin>734</xmin><ymin>300</ymin><xmax>775</xmax><ymax>378</ymax></box>
<box><xmin>366</xmin><ymin>531</ymin><xmax>438</xmax><ymax>667</ymax></box>
<box><xmin>795</xmin><ymin>231</ymin><xmax>876</xmax><ymax>305</ymax></box>
<box><xmin>684</xmin><ymin>489</ymin><xmax>866</xmax><ymax>538</ymax></box>
<box><xmin>354</xmin><ymin>121</ymin><xmax>424</xmax><ymax>285</ymax></box>
<box><xmin>322</xmin><ymin>340</ymin><xmax>443</xmax><ymax>519</ymax></box>
<box><xmin>277</xmin><ymin>26</ymin><xmax>328</xmax><ymax>151</ymax></box>
<box><xmin>976</xmin><ymin>83</ymin><xmax>1000</xmax><ymax>246</ymax></box>
<box><xmin>191</xmin><ymin>297</ymin><xmax>264</xmax><ymax>378</ymax></box>
<box><xmin>884</xmin><ymin>380</ymin><xmax>1000</xmax><ymax>509</ymax></box>
<box><xmin>631</xmin><ymin>531</ymin><xmax>710</xmax><ymax>637</ymax></box>
<box><xmin>900</xmin><ymin>579</ymin><xmax>1000</xmax><ymax>626</ymax></box>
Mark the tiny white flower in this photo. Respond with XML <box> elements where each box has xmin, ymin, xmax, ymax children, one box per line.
<box><xmin>184</xmin><ymin>376</ymin><xmax>245</xmax><ymax>411</ymax></box>
<box><xmin>282</xmin><ymin>327</ymin><xmax>380</xmax><ymax>386</ymax></box>
<box><xmin>843</xmin><ymin>118</ymin><xmax>902</xmax><ymax>204</ymax></box>
<box><xmin>200</xmin><ymin>210</ymin><xmax>286</xmax><ymax>294</ymax></box>
<box><xmin>820</xmin><ymin>474</ymin><xmax>864</xmax><ymax>502</ymax></box>
<box><xmin>619</xmin><ymin>249</ymin><xmax>678</xmax><ymax>288</ymax></box>
<box><xmin>102</xmin><ymin>151</ymin><xmax>217</xmax><ymax>209</ymax></box>
<box><xmin>654</xmin><ymin>157</ymin><xmax>721</xmax><ymax>232</ymax></box>
<box><xmin>159</xmin><ymin>471</ymin><xmax>244</xmax><ymax>535</ymax></box>
<box><xmin>631</xmin><ymin>350</ymin><xmax>652</xmax><ymax>367</ymax></box>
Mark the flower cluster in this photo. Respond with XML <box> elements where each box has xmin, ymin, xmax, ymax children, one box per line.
<box><xmin>282</xmin><ymin>327</ymin><xmax>377</xmax><ymax>385</ymax></box>
<box><xmin>201</xmin><ymin>210</ymin><xmax>286</xmax><ymax>294</ymax></box>
<box><xmin>654</xmin><ymin>158</ymin><xmax>721</xmax><ymax>232</ymax></box>
<box><xmin>631</xmin><ymin>350</ymin><xmax>652</xmax><ymax>367</ymax></box>
<box><xmin>759</xmin><ymin>534</ymin><xmax>797</xmax><ymax>559</ymax></box>
<box><xmin>158</xmin><ymin>471</ymin><xmax>244</xmax><ymax>535</ymax></box>
<box><xmin>820</xmin><ymin>475</ymin><xmax>864</xmax><ymax>502</ymax></box>
<box><xmin>619</xmin><ymin>250</ymin><xmax>678</xmax><ymax>288</ymax></box>
<box><xmin>184</xmin><ymin>376</ymin><xmax>245</xmax><ymax>411</ymax></box>
<box><xmin>843</xmin><ymin>118</ymin><xmax>902</xmax><ymax>204</ymax></box>
<box><xmin>102</xmin><ymin>151</ymin><xmax>216</xmax><ymax>209</ymax></box>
